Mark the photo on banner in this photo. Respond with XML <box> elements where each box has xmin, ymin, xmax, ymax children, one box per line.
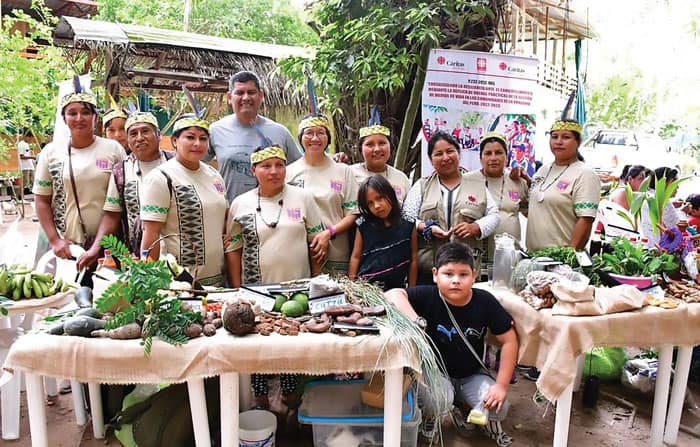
<box><xmin>420</xmin><ymin>50</ymin><xmax>539</xmax><ymax>176</ymax></box>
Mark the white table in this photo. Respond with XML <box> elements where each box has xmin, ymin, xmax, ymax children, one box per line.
<box><xmin>2</xmin><ymin>328</ymin><xmax>420</xmax><ymax>447</ymax></box>
<box><xmin>485</xmin><ymin>285</ymin><xmax>700</xmax><ymax>447</ymax></box>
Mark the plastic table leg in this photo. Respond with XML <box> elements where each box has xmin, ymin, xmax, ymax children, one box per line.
<box><xmin>87</xmin><ymin>383</ymin><xmax>104</xmax><ymax>439</ymax></box>
<box><xmin>552</xmin><ymin>380</ymin><xmax>574</xmax><ymax>447</ymax></box>
<box><xmin>383</xmin><ymin>367</ymin><xmax>403</xmax><ymax>447</ymax></box>
<box><xmin>0</xmin><ymin>327</ymin><xmax>21</xmax><ymax>440</ymax></box>
<box><xmin>650</xmin><ymin>345</ymin><xmax>673</xmax><ymax>447</ymax></box>
<box><xmin>220</xmin><ymin>372</ymin><xmax>239</xmax><ymax>447</ymax></box>
<box><xmin>664</xmin><ymin>346</ymin><xmax>693</xmax><ymax>445</ymax></box>
<box><xmin>25</xmin><ymin>373</ymin><xmax>48</xmax><ymax>447</ymax></box>
<box><xmin>70</xmin><ymin>380</ymin><xmax>87</xmax><ymax>426</ymax></box>
<box><xmin>187</xmin><ymin>378</ymin><xmax>211</xmax><ymax>447</ymax></box>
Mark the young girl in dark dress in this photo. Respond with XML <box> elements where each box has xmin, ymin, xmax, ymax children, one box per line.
<box><xmin>349</xmin><ymin>175</ymin><xmax>417</xmax><ymax>289</ymax></box>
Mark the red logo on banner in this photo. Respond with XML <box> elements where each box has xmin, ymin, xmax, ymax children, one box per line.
<box><xmin>477</xmin><ymin>58</ymin><xmax>487</xmax><ymax>72</ymax></box>
<box><xmin>437</xmin><ymin>56</ymin><xmax>446</xmax><ymax>65</ymax></box>
<box><xmin>499</xmin><ymin>62</ymin><xmax>507</xmax><ymax>71</ymax></box>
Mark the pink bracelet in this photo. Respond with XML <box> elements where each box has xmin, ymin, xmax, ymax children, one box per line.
<box><xmin>328</xmin><ymin>226</ymin><xmax>337</xmax><ymax>240</ymax></box>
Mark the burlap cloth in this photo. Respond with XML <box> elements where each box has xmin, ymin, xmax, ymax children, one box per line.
<box><xmin>2</xmin><ymin>327</ymin><xmax>420</xmax><ymax>385</ymax></box>
<box><xmin>477</xmin><ymin>284</ymin><xmax>700</xmax><ymax>403</ymax></box>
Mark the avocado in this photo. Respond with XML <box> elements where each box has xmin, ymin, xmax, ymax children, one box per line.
<box><xmin>272</xmin><ymin>293</ymin><xmax>287</xmax><ymax>312</ymax></box>
<box><xmin>290</xmin><ymin>292</ymin><xmax>309</xmax><ymax>312</ymax></box>
<box><xmin>281</xmin><ymin>300</ymin><xmax>304</xmax><ymax>318</ymax></box>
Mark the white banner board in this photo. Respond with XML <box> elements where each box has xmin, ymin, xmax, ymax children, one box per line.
<box><xmin>421</xmin><ymin>50</ymin><xmax>539</xmax><ymax>176</ymax></box>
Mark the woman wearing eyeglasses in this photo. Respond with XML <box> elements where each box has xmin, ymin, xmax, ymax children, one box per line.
<box><xmin>285</xmin><ymin>114</ymin><xmax>359</xmax><ymax>274</ymax></box>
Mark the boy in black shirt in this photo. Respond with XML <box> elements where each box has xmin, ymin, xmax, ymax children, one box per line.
<box><xmin>385</xmin><ymin>242</ymin><xmax>517</xmax><ymax>447</ymax></box>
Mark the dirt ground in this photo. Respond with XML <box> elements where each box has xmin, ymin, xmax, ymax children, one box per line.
<box><xmin>1</xmin><ymin>199</ymin><xmax>699</xmax><ymax>447</ymax></box>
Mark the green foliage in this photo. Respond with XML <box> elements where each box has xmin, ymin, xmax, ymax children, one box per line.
<box><xmin>592</xmin><ymin>237</ymin><xmax>678</xmax><ymax>277</ymax></box>
<box><xmin>0</xmin><ymin>3</ymin><xmax>69</xmax><ymax>157</ymax></box>
<box><xmin>658</xmin><ymin>121</ymin><xmax>683</xmax><ymax>139</ymax></box>
<box><xmin>97</xmin><ymin>0</ymin><xmax>317</xmax><ymax>46</ymax></box>
<box><xmin>95</xmin><ymin>235</ymin><xmax>199</xmax><ymax>355</ymax></box>
<box><xmin>528</xmin><ymin>246</ymin><xmax>601</xmax><ymax>286</ymax></box>
<box><xmin>586</xmin><ymin>74</ymin><xmax>657</xmax><ymax>129</ymax></box>
<box><xmin>279</xmin><ymin>0</ymin><xmax>493</xmax><ymax>111</ymax></box>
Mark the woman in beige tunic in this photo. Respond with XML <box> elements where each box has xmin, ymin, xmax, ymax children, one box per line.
<box><xmin>464</xmin><ymin>132</ymin><xmax>529</xmax><ymax>260</ymax></box>
<box><xmin>227</xmin><ymin>145</ymin><xmax>323</xmax><ymax>286</ymax></box>
<box><xmin>286</xmin><ymin>114</ymin><xmax>359</xmax><ymax>274</ymax></box>
<box><xmin>350</xmin><ymin>121</ymin><xmax>411</xmax><ymax>204</ymax></box>
<box><xmin>34</xmin><ymin>83</ymin><xmax>126</xmax><ymax>262</ymax></box>
<box><xmin>140</xmin><ymin>114</ymin><xmax>230</xmax><ymax>287</ymax></box>
<box><xmin>526</xmin><ymin>120</ymin><xmax>601</xmax><ymax>252</ymax></box>
<box><xmin>402</xmin><ymin>131</ymin><xmax>500</xmax><ymax>284</ymax></box>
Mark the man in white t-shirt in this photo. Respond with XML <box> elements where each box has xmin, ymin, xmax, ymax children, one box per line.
<box><xmin>206</xmin><ymin>71</ymin><xmax>301</xmax><ymax>203</ymax></box>
<box><xmin>18</xmin><ymin>140</ymin><xmax>35</xmax><ymax>194</ymax></box>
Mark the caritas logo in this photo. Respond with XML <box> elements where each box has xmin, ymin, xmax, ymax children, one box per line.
<box><xmin>477</xmin><ymin>57</ymin><xmax>487</xmax><ymax>72</ymax></box>
<box><xmin>437</xmin><ymin>56</ymin><xmax>446</xmax><ymax>65</ymax></box>
<box><xmin>499</xmin><ymin>62</ymin><xmax>508</xmax><ymax>71</ymax></box>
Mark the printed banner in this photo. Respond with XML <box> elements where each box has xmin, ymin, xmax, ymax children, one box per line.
<box><xmin>421</xmin><ymin>50</ymin><xmax>539</xmax><ymax>176</ymax></box>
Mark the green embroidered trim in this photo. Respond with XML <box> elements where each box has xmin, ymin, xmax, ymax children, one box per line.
<box><xmin>35</xmin><ymin>179</ymin><xmax>52</xmax><ymax>187</ymax></box>
<box><xmin>105</xmin><ymin>196</ymin><xmax>122</xmax><ymax>205</ymax></box>
<box><xmin>342</xmin><ymin>200</ymin><xmax>357</xmax><ymax>209</ymax></box>
<box><xmin>141</xmin><ymin>204</ymin><xmax>169</xmax><ymax>214</ymax></box>
<box><xmin>573</xmin><ymin>202</ymin><xmax>598</xmax><ymax>211</ymax></box>
<box><xmin>231</xmin><ymin>234</ymin><xmax>242</xmax><ymax>244</ymax></box>
<box><xmin>307</xmin><ymin>224</ymin><xmax>323</xmax><ymax>235</ymax></box>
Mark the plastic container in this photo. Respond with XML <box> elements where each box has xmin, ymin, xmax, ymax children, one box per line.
<box><xmin>607</xmin><ymin>273</ymin><xmax>654</xmax><ymax>289</ymax></box>
<box><xmin>298</xmin><ymin>380</ymin><xmax>418</xmax><ymax>447</ymax></box>
<box><xmin>239</xmin><ymin>409</ymin><xmax>276</xmax><ymax>447</ymax></box>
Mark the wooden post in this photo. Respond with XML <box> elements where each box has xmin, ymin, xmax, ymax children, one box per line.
<box><xmin>511</xmin><ymin>4</ymin><xmax>519</xmax><ymax>54</ymax></box>
<box><xmin>532</xmin><ymin>20</ymin><xmax>538</xmax><ymax>56</ymax></box>
<box><xmin>544</xmin><ymin>7</ymin><xmax>550</xmax><ymax>61</ymax></box>
<box><xmin>395</xmin><ymin>42</ymin><xmax>431</xmax><ymax>173</ymax></box>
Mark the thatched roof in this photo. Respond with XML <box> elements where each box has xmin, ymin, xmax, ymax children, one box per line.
<box><xmin>53</xmin><ymin>16</ymin><xmax>311</xmax><ymax>110</ymax></box>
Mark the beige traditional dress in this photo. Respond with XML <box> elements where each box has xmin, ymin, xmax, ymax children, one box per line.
<box><xmin>140</xmin><ymin>159</ymin><xmax>230</xmax><ymax>286</ymax></box>
<box><xmin>526</xmin><ymin>160</ymin><xmax>600</xmax><ymax>252</ymax></box>
<box><xmin>350</xmin><ymin>163</ymin><xmax>411</xmax><ymax>204</ymax></box>
<box><xmin>286</xmin><ymin>155</ymin><xmax>359</xmax><ymax>273</ymax></box>
<box><xmin>33</xmin><ymin>137</ymin><xmax>126</xmax><ymax>244</ymax></box>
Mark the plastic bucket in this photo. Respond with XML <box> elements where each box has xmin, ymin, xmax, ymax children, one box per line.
<box><xmin>239</xmin><ymin>409</ymin><xmax>276</xmax><ymax>447</ymax></box>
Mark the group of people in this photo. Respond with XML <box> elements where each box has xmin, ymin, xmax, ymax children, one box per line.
<box><xmin>606</xmin><ymin>164</ymin><xmax>696</xmax><ymax>248</ymax></box>
<box><xmin>33</xmin><ymin>69</ymin><xmax>608</xmax><ymax>447</ymax></box>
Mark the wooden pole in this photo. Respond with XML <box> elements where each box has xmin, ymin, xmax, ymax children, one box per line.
<box><xmin>511</xmin><ymin>4</ymin><xmax>519</xmax><ymax>54</ymax></box>
<box><xmin>544</xmin><ymin>7</ymin><xmax>550</xmax><ymax>61</ymax></box>
<box><xmin>395</xmin><ymin>42</ymin><xmax>431</xmax><ymax>173</ymax></box>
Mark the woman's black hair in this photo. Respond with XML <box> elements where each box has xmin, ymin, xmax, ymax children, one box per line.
<box><xmin>650</xmin><ymin>166</ymin><xmax>678</xmax><ymax>189</ymax></box>
<box><xmin>686</xmin><ymin>193</ymin><xmax>700</xmax><ymax>210</ymax></box>
<box><xmin>550</xmin><ymin>119</ymin><xmax>584</xmax><ymax>161</ymax></box>
<box><xmin>621</xmin><ymin>165</ymin><xmax>648</xmax><ymax>183</ymax></box>
<box><xmin>357</xmin><ymin>175</ymin><xmax>401</xmax><ymax>227</ymax></box>
<box><xmin>297</xmin><ymin>114</ymin><xmax>332</xmax><ymax>147</ymax></box>
<box><xmin>427</xmin><ymin>131</ymin><xmax>460</xmax><ymax>157</ymax></box>
<box><xmin>61</xmin><ymin>101</ymin><xmax>98</xmax><ymax>117</ymax></box>
<box><xmin>479</xmin><ymin>136</ymin><xmax>509</xmax><ymax>163</ymax></box>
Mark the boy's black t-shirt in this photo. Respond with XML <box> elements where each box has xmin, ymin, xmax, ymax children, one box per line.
<box><xmin>407</xmin><ymin>285</ymin><xmax>514</xmax><ymax>379</ymax></box>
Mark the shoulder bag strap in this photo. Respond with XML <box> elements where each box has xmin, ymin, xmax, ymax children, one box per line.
<box><xmin>439</xmin><ymin>295</ymin><xmax>495</xmax><ymax>380</ymax></box>
<box><xmin>67</xmin><ymin>139</ymin><xmax>89</xmax><ymax>241</ymax></box>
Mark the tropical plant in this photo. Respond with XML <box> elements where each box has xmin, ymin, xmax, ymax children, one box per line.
<box><xmin>279</xmin><ymin>0</ymin><xmax>501</xmax><ymax>169</ymax></box>
<box><xmin>593</xmin><ymin>236</ymin><xmax>678</xmax><ymax>277</ymax></box>
<box><xmin>0</xmin><ymin>4</ymin><xmax>69</xmax><ymax>158</ymax></box>
<box><xmin>95</xmin><ymin>235</ymin><xmax>200</xmax><ymax>355</ymax></box>
<box><xmin>586</xmin><ymin>74</ymin><xmax>657</xmax><ymax>130</ymax></box>
<box><xmin>618</xmin><ymin>175</ymin><xmax>687</xmax><ymax>235</ymax></box>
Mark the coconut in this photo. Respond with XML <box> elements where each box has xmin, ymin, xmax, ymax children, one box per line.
<box><xmin>223</xmin><ymin>302</ymin><xmax>256</xmax><ymax>335</ymax></box>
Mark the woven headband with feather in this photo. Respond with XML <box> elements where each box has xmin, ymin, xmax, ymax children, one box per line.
<box><xmin>174</xmin><ymin>86</ymin><xmax>209</xmax><ymax>133</ymax></box>
<box><xmin>103</xmin><ymin>93</ymin><xmax>128</xmax><ymax>125</ymax></box>
<box><xmin>60</xmin><ymin>75</ymin><xmax>97</xmax><ymax>110</ymax></box>
<box><xmin>359</xmin><ymin>105</ymin><xmax>390</xmax><ymax>138</ymax></box>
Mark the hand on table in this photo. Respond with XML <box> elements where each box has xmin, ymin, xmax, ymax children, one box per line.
<box><xmin>482</xmin><ymin>382</ymin><xmax>507</xmax><ymax>413</ymax></box>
